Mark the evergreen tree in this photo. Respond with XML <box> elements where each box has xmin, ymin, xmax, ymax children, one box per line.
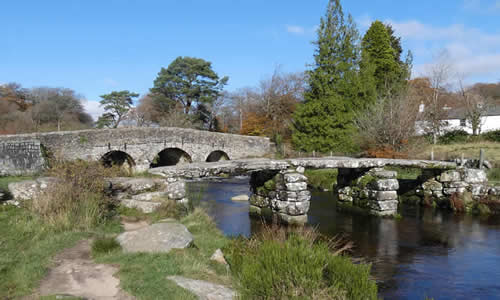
<box><xmin>361</xmin><ymin>21</ymin><xmax>401</xmax><ymax>97</ymax></box>
<box><xmin>292</xmin><ymin>0</ymin><xmax>374</xmax><ymax>153</ymax></box>
<box><xmin>361</xmin><ymin>21</ymin><xmax>412</xmax><ymax>97</ymax></box>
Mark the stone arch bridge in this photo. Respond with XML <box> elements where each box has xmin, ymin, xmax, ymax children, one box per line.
<box><xmin>0</xmin><ymin>127</ymin><xmax>272</xmax><ymax>175</ymax></box>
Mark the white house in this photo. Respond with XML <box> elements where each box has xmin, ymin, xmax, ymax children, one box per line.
<box><xmin>442</xmin><ymin>105</ymin><xmax>500</xmax><ymax>134</ymax></box>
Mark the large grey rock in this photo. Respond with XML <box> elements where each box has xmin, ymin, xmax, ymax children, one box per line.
<box><xmin>107</xmin><ymin>177</ymin><xmax>166</xmax><ymax>195</ymax></box>
<box><xmin>369</xmin><ymin>200</ymin><xmax>398</xmax><ymax>211</ymax></box>
<box><xmin>277</xmin><ymin>213</ymin><xmax>308</xmax><ymax>225</ymax></box>
<box><xmin>130</xmin><ymin>191</ymin><xmax>167</xmax><ymax>202</ymax></box>
<box><xmin>168</xmin><ymin>276</ymin><xmax>236</xmax><ymax>300</ymax></box>
<box><xmin>116</xmin><ymin>222</ymin><xmax>193</xmax><ymax>253</ymax></box>
<box><xmin>370</xmin><ymin>168</ymin><xmax>397</xmax><ymax>179</ymax></box>
<box><xmin>286</xmin><ymin>201</ymin><xmax>310</xmax><ymax>216</ymax></box>
<box><xmin>8</xmin><ymin>177</ymin><xmax>58</xmax><ymax>201</ymax></box>
<box><xmin>121</xmin><ymin>199</ymin><xmax>163</xmax><ymax>213</ymax></box>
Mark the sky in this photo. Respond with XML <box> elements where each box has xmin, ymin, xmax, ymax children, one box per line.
<box><xmin>1</xmin><ymin>0</ymin><xmax>499</xmax><ymax>120</ymax></box>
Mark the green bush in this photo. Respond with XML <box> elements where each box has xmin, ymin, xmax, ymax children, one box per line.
<box><xmin>224</xmin><ymin>227</ymin><xmax>377</xmax><ymax>299</ymax></box>
<box><xmin>482</xmin><ymin>130</ymin><xmax>500</xmax><ymax>143</ymax></box>
<box><xmin>438</xmin><ymin>129</ymin><xmax>469</xmax><ymax>144</ymax></box>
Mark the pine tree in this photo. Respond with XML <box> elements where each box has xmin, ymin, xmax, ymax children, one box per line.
<box><xmin>292</xmin><ymin>0</ymin><xmax>374</xmax><ymax>153</ymax></box>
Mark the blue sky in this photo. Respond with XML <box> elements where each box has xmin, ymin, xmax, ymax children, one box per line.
<box><xmin>1</xmin><ymin>0</ymin><xmax>499</xmax><ymax>119</ymax></box>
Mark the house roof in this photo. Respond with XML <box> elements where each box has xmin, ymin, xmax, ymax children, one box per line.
<box><xmin>446</xmin><ymin>105</ymin><xmax>500</xmax><ymax>119</ymax></box>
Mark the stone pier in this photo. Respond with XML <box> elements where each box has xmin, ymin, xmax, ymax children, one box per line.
<box><xmin>337</xmin><ymin>168</ymin><xmax>400</xmax><ymax>216</ymax></box>
<box><xmin>249</xmin><ymin>167</ymin><xmax>311</xmax><ymax>225</ymax></box>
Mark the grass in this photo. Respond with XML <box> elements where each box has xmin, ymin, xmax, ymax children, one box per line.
<box><xmin>304</xmin><ymin>169</ymin><xmax>338</xmax><ymax>191</ymax></box>
<box><xmin>412</xmin><ymin>141</ymin><xmax>500</xmax><ymax>166</ymax></box>
<box><xmin>384</xmin><ymin>166</ymin><xmax>422</xmax><ymax>180</ymax></box>
<box><xmin>223</xmin><ymin>225</ymin><xmax>377</xmax><ymax>300</ymax></box>
<box><xmin>0</xmin><ymin>175</ymin><xmax>34</xmax><ymax>192</ymax></box>
<box><xmin>0</xmin><ymin>205</ymin><xmax>103</xmax><ymax>299</ymax></box>
<box><xmin>94</xmin><ymin>208</ymin><xmax>232</xmax><ymax>300</ymax></box>
<box><xmin>488</xmin><ymin>168</ymin><xmax>500</xmax><ymax>184</ymax></box>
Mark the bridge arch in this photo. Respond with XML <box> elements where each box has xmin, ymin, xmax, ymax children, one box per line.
<box><xmin>206</xmin><ymin>150</ymin><xmax>230</xmax><ymax>162</ymax></box>
<box><xmin>100</xmin><ymin>150</ymin><xmax>135</xmax><ymax>170</ymax></box>
<box><xmin>150</xmin><ymin>147</ymin><xmax>192</xmax><ymax>168</ymax></box>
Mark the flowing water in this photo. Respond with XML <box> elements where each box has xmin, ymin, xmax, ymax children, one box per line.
<box><xmin>187</xmin><ymin>177</ymin><xmax>500</xmax><ymax>299</ymax></box>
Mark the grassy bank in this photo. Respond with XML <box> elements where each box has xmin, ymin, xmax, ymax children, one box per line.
<box><xmin>412</xmin><ymin>141</ymin><xmax>500</xmax><ymax>166</ymax></box>
<box><xmin>0</xmin><ymin>175</ymin><xmax>34</xmax><ymax>191</ymax></box>
<box><xmin>304</xmin><ymin>169</ymin><xmax>338</xmax><ymax>191</ymax></box>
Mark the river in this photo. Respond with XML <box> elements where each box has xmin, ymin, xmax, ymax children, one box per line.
<box><xmin>187</xmin><ymin>177</ymin><xmax>500</xmax><ymax>299</ymax></box>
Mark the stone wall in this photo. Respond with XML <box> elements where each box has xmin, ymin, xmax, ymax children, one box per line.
<box><xmin>0</xmin><ymin>127</ymin><xmax>272</xmax><ymax>175</ymax></box>
<box><xmin>0</xmin><ymin>140</ymin><xmax>45</xmax><ymax>176</ymax></box>
<box><xmin>249</xmin><ymin>167</ymin><xmax>311</xmax><ymax>225</ymax></box>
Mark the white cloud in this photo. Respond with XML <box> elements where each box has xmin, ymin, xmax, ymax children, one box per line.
<box><xmin>286</xmin><ymin>25</ymin><xmax>305</xmax><ymax>35</ymax></box>
<box><xmin>382</xmin><ymin>19</ymin><xmax>500</xmax><ymax>80</ymax></box>
<box><xmin>82</xmin><ymin>100</ymin><xmax>105</xmax><ymax>121</ymax></box>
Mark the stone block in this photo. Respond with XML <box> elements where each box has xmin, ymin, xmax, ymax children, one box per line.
<box><xmin>296</xmin><ymin>166</ymin><xmax>305</xmax><ymax>173</ymax></box>
<box><xmin>374</xmin><ymin>191</ymin><xmax>398</xmax><ymax>201</ymax></box>
<box><xmin>371</xmin><ymin>169</ymin><xmax>397</xmax><ymax>179</ymax></box>
<box><xmin>439</xmin><ymin>171</ymin><xmax>461</xmax><ymax>182</ymax></box>
<box><xmin>285</xmin><ymin>182</ymin><xmax>307</xmax><ymax>191</ymax></box>
<box><xmin>296</xmin><ymin>190</ymin><xmax>311</xmax><ymax>202</ymax></box>
<box><xmin>369</xmin><ymin>200</ymin><xmax>398</xmax><ymax>211</ymax></box>
<box><xmin>286</xmin><ymin>202</ymin><xmax>310</xmax><ymax>216</ymax></box>
<box><xmin>422</xmin><ymin>180</ymin><xmax>443</xmax><ymax>191</ymax></box>
<box><xmin>277</xmin><ymin>213</ymin><xmax>307</xmax><ymax>225</ymax></box>
<box><xmin>284</xmin><ymin>173</ymin><xmax>307</xmax><ymax>183</ymax></box>
<box><xmin>271</xmin><ymin>199</ymin><xmax>289</xmax><ymax>212</ymax></box>
<box><xmin>446</xmin><ymin>181</ymin><xmax>468</xmax><ymax>188</ymax></box>
<box><xmin>166</xmin><ymin>181</ymin><xmax>186</xmax><ymax>200</ymax></box>
<box><xmin>470</xmin><ymin>184</ymin><xmax>487</xmax><ymax>196</ymax></box>
<box><xmin>371</xmin><ymin>179</ymin><xmax>399</xmax><ymax>191</ymax></box>
<box><xmin>338</xmin><ymin>194</ymin><xmax>353</xmax><ymax>202</ymax></box>
<box><xmin>463</xmin><ymin>169</ymin><xmax>487</xmax><ymax>184</ymax></box>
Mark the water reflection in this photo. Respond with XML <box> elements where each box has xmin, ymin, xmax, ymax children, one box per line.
<box><xmin>187</xmin><ymin>177</ymin><xmax>500</xmax><ymax>299</ymax></box>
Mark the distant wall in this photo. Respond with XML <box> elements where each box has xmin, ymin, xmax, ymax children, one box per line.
<box><xmin>0</xmin><ymin>140</ymin><xmax>45</xmax><ymax>176</ymax></box>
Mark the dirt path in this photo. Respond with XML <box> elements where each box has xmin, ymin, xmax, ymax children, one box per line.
<box><xmin>29</xmin><ymin>239</ymin><xmax>135</xmax><ymax>300</ymax></box>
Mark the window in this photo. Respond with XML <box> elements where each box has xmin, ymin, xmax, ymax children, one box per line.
<box><xmin>460</xmin><ymin>119</ymin><xmax>466</xmax><ymax>127</ymax></box>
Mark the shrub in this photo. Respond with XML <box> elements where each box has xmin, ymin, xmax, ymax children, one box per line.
<box><xmin>438</xmin><ymin>129</ymin><xmax>469</xmax><ymax>145</ymax></box>
<box><xmin>482</xmin><ymin>130</ymin><xmax>500</xmax><ymax>143</ymax></box>
<box><xmin>224</xmin><ymin>226</ymin><xmax>376</xmax><ymax>300</ymax></box>
<box><xmin>30</xmin><ymin>160</ymin><xmax>119</xmax><ymax>231</ymax></box>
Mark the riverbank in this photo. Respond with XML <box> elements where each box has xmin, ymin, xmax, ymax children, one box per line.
<box><xmin>0</xmin><ymin>170</ymin><xmax>377</xmax><ymax>299</ymax></box>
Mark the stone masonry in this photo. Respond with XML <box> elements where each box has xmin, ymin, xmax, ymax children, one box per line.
<box><xmin>337</xmin><ymin>168</ymin><xmax>400</xmax><ymax>216</ymax></box>
<box><xmin>0</xmin><ymin>127</ymin><xmax>272</xmax><ymax>175</ymax></box>
<box><xmin>249</xmin><ymin>166</ymin><xmax>311</xmax><ymax>225</ymax></box>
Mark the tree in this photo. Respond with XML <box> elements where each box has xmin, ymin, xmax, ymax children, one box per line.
<box><xmin>361</xmin><ymin>21</ymin><xmax>410</xmax><ymax>97</ymax></box>
<box><xmin>292</xmin><ymin>0</ymin><xmax>374</xmax><ymax>153</ymax></box>
<box><xmin>457</xmin><ymin>77</ymin><xmax>491</xmax><ymax>135</ymax></box>
<box><xmin>355</xmin><ymin>86</ymin><xmax>419</xmax><ymax>153</ymax></box>
<box><xmin>418</xmin><ymin>51</ymin><xmax>453</xmax><ymax>144</ymax></box>
<box><xmin>99</xmin><ymin>90</ymin><xmax>139</xmax><ymax>128</ymax></box>
<box><xmin>95</xmin><ymin>113</ymin><xmax>115</xmax><ymax>129</ymax></box>
<box><xmin>150</xmin><ymin>57</ymin><xmax>228</xmax><ymax>116</ymax></box>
